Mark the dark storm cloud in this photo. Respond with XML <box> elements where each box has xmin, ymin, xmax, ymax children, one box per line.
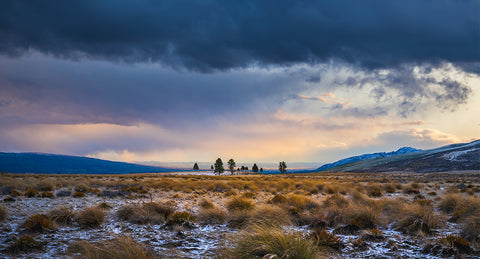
<box><xmin>0</xmin><ymin>55</ymin><xmax>302</xmax><ymax>128</ymax></box>
<box><xmin>0</xmin><ymin>0</ymin><xmax>478</xmax><ymax>71</ymax></box>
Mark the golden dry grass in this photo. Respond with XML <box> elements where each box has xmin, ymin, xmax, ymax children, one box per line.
<box><xmin>68</xmin><ymin>236</ymin><xmax>158</xmax><ymax>259</ymax></box>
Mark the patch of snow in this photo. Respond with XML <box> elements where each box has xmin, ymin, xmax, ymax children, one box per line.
<box><xmin>441</xmin><ymin>148</ymin><xmax>479</xmax><ymax>161</ymax></box>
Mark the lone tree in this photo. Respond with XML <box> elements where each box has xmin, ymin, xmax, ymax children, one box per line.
<box><xmin>279</xmin><ymin>161</ymin><xmax>287</xmax><ymax>174</ymax></box>
<box><xmin>252</xmin><ymin>163</ymin><xmax>259</xmax><ymax>173</ymax></box>
<box><xmin>227</xmin><ymin>159</ymin><xmax>236</xmax><ymax>175</ymax></box>
<box><xmin>193</xmin><ymin>163</ymin><xmax>199</xmax><ymax>171</ymax></box>
<box><xmin>214</xmin><ymin>158</ymin><xmax>224</xmax><ymax>175</ymax></box>
<box><xmin>260</xmin><ymin>168</ymin><xmax>263</xmax><ymax>173</ymax></box>
<box><xmin>211</xmin><ymin>165</ymin><xmax>214</xmax><ymax>171</ymax></box>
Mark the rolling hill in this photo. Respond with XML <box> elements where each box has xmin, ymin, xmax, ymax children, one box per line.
<box><xmin>0</xmin><ymin>152</ymin><xmax>175</xmax><ymax>174</ymax></box>
<box><xmin>319</xmin><ymin>140</ymin><xmax>480</xmax><ymax>173</ymax></box>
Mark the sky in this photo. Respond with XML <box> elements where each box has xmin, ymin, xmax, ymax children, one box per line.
<box><xmin>0</xmin><ymin>0</ymin><xmax>479</xmax><ymax>165</ymax></box>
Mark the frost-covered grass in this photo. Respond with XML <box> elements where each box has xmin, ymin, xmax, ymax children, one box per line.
<box><xmin>0</xmin><ymin>171</ymin><xmax>479</xmax><ymax>258</ymax></box>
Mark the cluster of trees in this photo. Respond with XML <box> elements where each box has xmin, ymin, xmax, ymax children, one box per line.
<box><xmin>194</xmin><ymin>159</ymin><xmax>286</xmax><ymax>174</ymax></box>
<box><xmin>196</xmin><ymin>159</ymin><xmax>265</xmax><ymax>175</ymax></box>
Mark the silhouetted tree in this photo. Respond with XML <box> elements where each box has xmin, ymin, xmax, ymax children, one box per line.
<box><xmin>211</xmin><ymin>165</ymin><xmax>214</xmax><ymax>171</ymax></box>
<box><xmin>214</xmin><ymin>158</ymin><xmax>224</xmax><ymax>175</ymax></box>
<box><xmin>252</xmin><ymin>163</ymin><xmax>259</xmax><ymax>173</ymax></box>
<box><xmin>279</xmin><ymin>161</ymin><xmax>287</xmax><ymax>174</ymax></box>
<box><xmin>227</xmin><ymin>159</ymin><xmax>236</xmax><ymax>175</ymax></box>
<box><xmin>260</xmin><ymin>168</ymin><xmax>263</xmax><ymax>173</ymax></box>
<box><xmin>193</xmin><ymin>163</ymin><xmax>199</xmax><ymax>171</ymax></box>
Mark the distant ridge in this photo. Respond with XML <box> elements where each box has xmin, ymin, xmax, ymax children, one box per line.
<box><xmin>317</xmin><ymin>147</ymin><xmax>421</xmax><ymax>171</ymax></box>
<box><xmin>0</xmin><ymin>152</ymin><xmax>176</xmax><ymax>174</ymax></box>
<box><xmin>320</xmin><ymin>140</ymin><xmax>480</xmax><ymax>173</ymax></box>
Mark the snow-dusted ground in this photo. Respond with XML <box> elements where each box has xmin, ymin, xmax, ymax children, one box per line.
<box><xmin>0</xmin><ymin>190</ymin><xmax>474</xmax><ymax>258</ymax></box>
<box><xmin>0</xmin><ymin>193</ymin><xmax>234</xmax><ymax>258</ymax></box>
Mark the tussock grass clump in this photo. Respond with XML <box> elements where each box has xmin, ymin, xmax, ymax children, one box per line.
<box><xmin>461</xmin><ymin>215</ymin><xmax>480</xmax><ymax>245</ymax></box>
<box><xmin>227</xmin><ymin>197</ymin><xmax>255</xmax><ymax>212</ymax></box>
<box><xmin>349</xmin><ymin>204</ymin><xmax>381</xmax><ymax>229</ymax></box>
<box><xmin>166</xmin><ymin>211</ymin><xmax>196</xmax><ymax>228</ymax></box>
<box><xmin>311</xmin><ymin>227</ymin><xmax>344</xmax><ymax>251</ymax></box>
<box><xmin>72</xmin><ymin>191</ymin><xmax>86</xmax><ymax>198</ymax></box>
<box><xmin>10</xmin><ymin>189</ymin><xmax>22</xmax><ymax>197</ymax></box>
<box><xmin>227</xmin><ymin>223</ymin><xmax>320</xmax><ymax>259</ymax></box>
<box><xmin>74</xmin><ymin>183</ymin><xmax>90</xmax><ymax>193</ymax></box>
<box><xmin>323</xmin><ymin>194</ymin><xmax>349</xmax><ymax>208</ymax></box>
<box><xmin>39</xmin><ymin>191</ymin><xmax>55</xmax><ymax>198</ymax></box>
<box><xmin>55</xmin><ymin>190</ymin><xmax>72</xmax><ymax>197</ymax></box>
<box><xmin>48</xmin><ymin>207</ymin><xmax>74</xmax><ymax>225</ymax></box>
<box><xmin>361</xmin><ymin>228</ymin><xmax>385</xmax><ymax>242</ymax></box>
<box><xmin>197</xmin><ymin>206</ymin><xmax>227</xmax><ymax>225</ymax></box>
<box><xmin>75</xmin><ymin>207</ymin><xmax>105</xmax><ymax>229</ymax></box>
<box><xmin>96</xmin><ymin>202</ymin><xmax>112</xmax><ymax>210</ymax></box>
<box><xmin>438</xmin><ymin>193</ymin><xmax>463</xmax><ymax>214</ymax></box>
<box><xmin>37</xmin><ymin>179</ymin><xmax>55</xmax><ymax>192</ymax></box>
<box><xmin>0</xmin><ymin>205</ymin><xmax>6</xmax><ymax>221</ymax></box>
<box><xmin>23</xmin><ymin>214</ymin><xmax>56</xmax><ymax>233</ymax></box>
<box><xmin>68</xmin><ymin>236</ymin><xmax>156</xmax><ymax>259</ymax></box>
<box><xmin>25</xmin><ymin>189</ymin><xmax>38</xmax><ymax>197</ymax></box>
<box><xmin>443</xmin><ymin>195</ymin><xmax>480</xmax><ymax>223</ymax></box>
<box><xmin>198</xmin><ymin>199</ymin><xmax>214</xmax><ymax>209</ymax></box>
<box><xmin>248</xmin><ymin>204</ymin><xmax>292</xmax><ymax>227</ymax></box>
<box><xmin>438</xmin><ymin>234</ymin><xmax>473</xmax><ymax>255</ymax></box>
<box><xmin>117</xmin><ymin>202</ymin><xmax>173</xmax><ymax>225</ymax></box>
<box><xmin>395</xmin><ymin>204</ymin><xmax>444</xmax><ymax>235</ymax></box>
<box><xmin>366</xmin><ymin>184</ymin><xmax>383</xmax><ymax>197</ymax></box>
<box><xmin>227</xmin><ymin>210</ymin><xmax>252</xmax><ymax>229</ymax></box>
<box><xmin>269</xmin><ymin>194</ymin><xmax>288</xmax><ymax>204</ymax></box>
<box><xmin>5</xmin><ymin>235</ymin><xmax>42</xmax><ymax>254</ymax></box>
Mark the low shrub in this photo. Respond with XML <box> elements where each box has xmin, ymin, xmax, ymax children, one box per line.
<box><xmin>23</xmin><ymin>214</ymin><xmax>56</xmax><ymax>233</ymax></box>
<box><xmin>227</xmin><ymin>197</ymin><xmax>254</xmax><ymax>212</ymax></box>
<box><xmin>68</xmin><ymin>236</ymin><xmax>156</xmax><ymax>259</ymax></box>
<box><xmin>5</xmin><ymin>235</ymin><xmax>42</xmax><ymax>254</ymax></box>
<box><xmin>166</xmin><ymin>211</ymin><xmax>196</xmax><ymax>228</ymax></box>
<box><xmin>75</xmin><ymin>207</ymin><xmax>105</xmax><ymax>229</ymax></box>
<box><xmin>48</xmin><ymin>207</ymin><xmax>74</xmax><ymax>225</ymax></box>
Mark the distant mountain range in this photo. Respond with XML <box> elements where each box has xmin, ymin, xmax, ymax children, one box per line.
<box><xmin>317</xmin><ymin>147</ymin><xmax>421</xmax><ymax>171</ymax></box>
<box><xmin>0</xmin><ymin>153</ymin><xmax>175</xmax><ymax>174</ymax></box>
<box><xmin>318</xmin><ymin>140</ymin><xmax>480</xmax><ymax>173</ymax></box>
